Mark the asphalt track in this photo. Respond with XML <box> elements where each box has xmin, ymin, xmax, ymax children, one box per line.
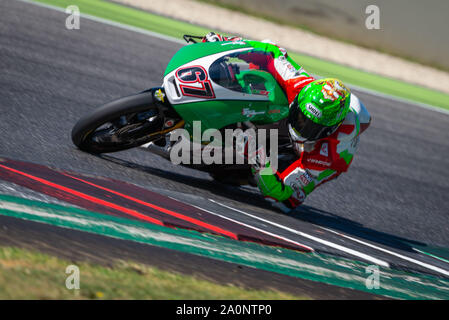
<box><xmin>1</xmin><ymin>0</ymin><xmax>449</xmax><ymax>297</ymax></box>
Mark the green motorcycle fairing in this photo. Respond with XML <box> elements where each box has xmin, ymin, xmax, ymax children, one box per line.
<box><xmin>162</xmin><ymin>40</ymin><xmax>296</xmax><ymax>137</ymax></box>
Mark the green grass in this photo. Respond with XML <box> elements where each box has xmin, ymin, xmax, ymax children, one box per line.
<box><xmin>0</xmin><ymin>246</ymin><xmax>306</xmax><ymax>299</ymax></box>
<box><xmin>196</xmin><ymin>0</ymin><xmax>449</xmax><ymax>72</ymax></box>
<box><xmin>32</xmin><ymin>0</ymin><xmax>449</xmax><ymax>110</ymax></box>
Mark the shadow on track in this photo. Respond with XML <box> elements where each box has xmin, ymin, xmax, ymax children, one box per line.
<box><xmin>98</xmin><ymin>154</ymin><xmax>268</xmax><ymax>205</ymax></box>
<box><xmin>99</xmin><ymin>154</ymin><xmax>427</xmax><ymax>254</ymax></box>
<box><xmin>293</xmin><ymin>205</ymin><xmax>426</xmax><ymax>253</ymax></box>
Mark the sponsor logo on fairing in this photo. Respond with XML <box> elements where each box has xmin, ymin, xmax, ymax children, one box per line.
<box><xmin>154</xmin><ymin>89</ymin><xmax>165</xmax><ymax>102</ymax></box>
<box><xmin>242</xmin><ymin>108</ymin><xmax>265</xmax><ymax>117</ymax></box>
<box><xmin>306</xmin><ymin>158</ymin><xmax>331</xmax><ymax>167</ymax></box>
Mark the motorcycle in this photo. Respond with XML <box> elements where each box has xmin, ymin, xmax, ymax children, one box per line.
<box><xmin>71</xmin><ymin>35</ymin><xmax>298</xmax><ymax>183</ymax></box>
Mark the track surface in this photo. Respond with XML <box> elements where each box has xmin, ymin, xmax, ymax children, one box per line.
<box><xmin>0</xmin><ymin>213</ymin><xmax>382</xmax><ymax>299</ymax></box>
<box><xmin>1</xmin><ymin>0</ymin><xmax>449</xmax><ymax>290</ymax></box>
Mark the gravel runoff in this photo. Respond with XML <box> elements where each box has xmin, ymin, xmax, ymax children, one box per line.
<box><xmin>115</xmin><ymin>0</ymin><xmax>449</xmax><ymax>95</ymax></box>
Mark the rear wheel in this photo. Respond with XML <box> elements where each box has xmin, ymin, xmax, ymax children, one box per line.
<box><xmin>71</xmin><ymin>91</ymin><xmax>166</xmax><ymax>153</ymax></box>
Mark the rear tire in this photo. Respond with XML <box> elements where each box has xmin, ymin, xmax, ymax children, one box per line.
<box><xmin>71</xmin><ymin>91</ymin><xmax>164</xmax><ymax>153</ymax></box>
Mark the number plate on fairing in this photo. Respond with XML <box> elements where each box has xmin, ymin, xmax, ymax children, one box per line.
<box><xmin>163</xmin><ymin>49</ymin><xmax>270</xmax><ymax>105</ymax></box>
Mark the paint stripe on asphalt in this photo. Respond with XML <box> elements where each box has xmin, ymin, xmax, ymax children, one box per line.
<box><xmin>209</xmin><ymin>199</ymin><xmax>390</xmax><ymax>267</ymax></box>
<box><xmin>0</xmin><ymin>164</ymin><xmax>164</xmax><ymax>226</ymax></box>
<box><xmin>320</xmin><ymin>227</ymin><xmax>449</xmax><ymax>277</ymax></box>
<box><xmin>0</xmin><ymin>158</ymin><xmax>313</xmax><ymax>251</ymax></box>
<box><xmin>60</xmin><ymin>172</ymin><xmax>239</xmax><ymax>240</ymax></box>
<box><xmin>183</xmin><ymin>201</ymin><xmax>315</xmax><ymax>252</ymax></box>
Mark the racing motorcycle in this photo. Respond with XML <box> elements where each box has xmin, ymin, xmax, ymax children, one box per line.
<box><xmin>71</xmin><ymin>35</ymin><xmax>298</xmax><ymax>182</ymax></box>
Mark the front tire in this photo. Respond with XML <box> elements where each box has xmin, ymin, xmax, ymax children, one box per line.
<box><xmin>71</xmin><ymin>91</ymin><xmax>164</xmax><ymax>153</ymax></box>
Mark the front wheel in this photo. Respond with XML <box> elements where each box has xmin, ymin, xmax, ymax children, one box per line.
<box><xmin>71</xmin><ymin>91</ymin><xmax>167</xmax><ymax>153</ymax></box>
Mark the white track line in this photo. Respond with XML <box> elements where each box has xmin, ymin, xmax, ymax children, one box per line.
<box><xmin>347</xmin><ymin>83</ymin><xmax>449</xmax><ymax>116</ymax></box>
<box><xmin>186</xmin><ymin>203</ymin><xmax>315</xmax><ymax>253</ymax></box>
<box><xmin>212</xmin><ymin>199</ymin><xmax>449</xmax><ymax>277</ymax></box>
<box><xmin>320</xmin><ymin>227</ymin><xmax>449</xmax><ymax>277</ymax></box>
<box><xmin>209</xmin><ymin>199</ymin><xmax>390</xmax><ymax>267</ymax></box>
<box><xmin>18</xmin><ymin>0</ymin><xmax>449</xmax><ymax>116</ymax></box>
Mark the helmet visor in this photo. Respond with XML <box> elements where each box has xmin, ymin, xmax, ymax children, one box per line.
<box><xmin>289</xmin><ymin>106</ymin><xmax>339</xmax><ymax>141</ymax></box>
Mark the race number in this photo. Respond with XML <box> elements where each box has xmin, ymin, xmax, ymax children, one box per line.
<box><xmin>175</xmin><ymin>66</ymin><xmax>215</xmax><ymax>99</ymax></box>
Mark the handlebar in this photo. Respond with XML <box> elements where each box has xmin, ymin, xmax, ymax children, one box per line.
<box><xmin>183</xmin><ymin>35</ymin><xmax>204</xmax><ymax>44</ymax></box>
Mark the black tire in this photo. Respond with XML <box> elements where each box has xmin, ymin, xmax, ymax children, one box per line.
<box><xmin>71</xmin><ymin>91</ymin><xmax>163</xmax><ymax>153</ymax></box>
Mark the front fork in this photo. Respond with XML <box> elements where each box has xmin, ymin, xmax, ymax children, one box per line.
<box><xmin>139</xmin><ymin>87</ymin><xmax>184</xmax><ymax>158</ymax></box>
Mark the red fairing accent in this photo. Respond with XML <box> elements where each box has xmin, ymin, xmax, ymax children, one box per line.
<box><xmin>337</xmin><ymin>124</ymin><xmax>355</xmax><ymax>135</ymax></box>
<box><xmin>239</xmin><ymin>52</ymin><xmax>274</xmax><ymax>71</ymax></box>
<box><xmin>283</xmin><ymin>77</ymin><xmax>315</xmax><ymax>104</ymax></box>
<box><xmin>249</xmin><ymin>63</ymin><xmax>260</xmax><ymax>70</ymax></box>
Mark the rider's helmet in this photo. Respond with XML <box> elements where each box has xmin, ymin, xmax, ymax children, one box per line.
<box><xmin>288</xmin><ymin>78</ymin><xmax>351</xmax><ymax>143</ymax></box>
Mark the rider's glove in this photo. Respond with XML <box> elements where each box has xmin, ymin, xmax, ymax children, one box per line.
<box><xmin>235</xmin><ymin>131</ymin><xmax>267</xmax><ymax>172</ymax></box>
<box><xmin>202</xmin><ymin>32</ymin><xmax>224</xmax><ymax>42</ymax></box>
<box><xmin>265</xmin><ymin>197</ymin><xmax>294</xmax><ymax>214</ymax></box>
<box><xmin>251</xmin><ymin>162</ymin><xmax>301</xmax><ymax>214</ymax></box>
<box><xmin>249</xmin><ymin>146</ymin><xmax>267</xmax><ymax>174</ymax></box>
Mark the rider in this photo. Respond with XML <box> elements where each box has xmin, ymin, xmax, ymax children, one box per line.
<box><xmin>202</xmin><ymin>32</ymin><xmax>372</xmax><ymax>213</ymax></box>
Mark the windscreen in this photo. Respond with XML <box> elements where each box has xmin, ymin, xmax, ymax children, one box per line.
<box><xmin>208</xmin><ymin>50</ymin><xmax>276</xmax><ymax>96</ymax></box>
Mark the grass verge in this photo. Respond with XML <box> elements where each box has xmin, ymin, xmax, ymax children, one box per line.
<box><xmin>30</xmin><ymin>0</ymin><xmax>449</xmax><ymax>110</ymax></box>
<box><xmin>0</xmin><ymin>246</ymin><xmax>305</xmax><ymax>299</ymax></box>
<box><xmin>28</xmin><ymin>0</ymin><xmax>449</xmax><ymax>110</ymax></box>
<box><xmin>197</xmin><ymin>0</ymin><xmax>449</xmax><ymax>72</ymax></box>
